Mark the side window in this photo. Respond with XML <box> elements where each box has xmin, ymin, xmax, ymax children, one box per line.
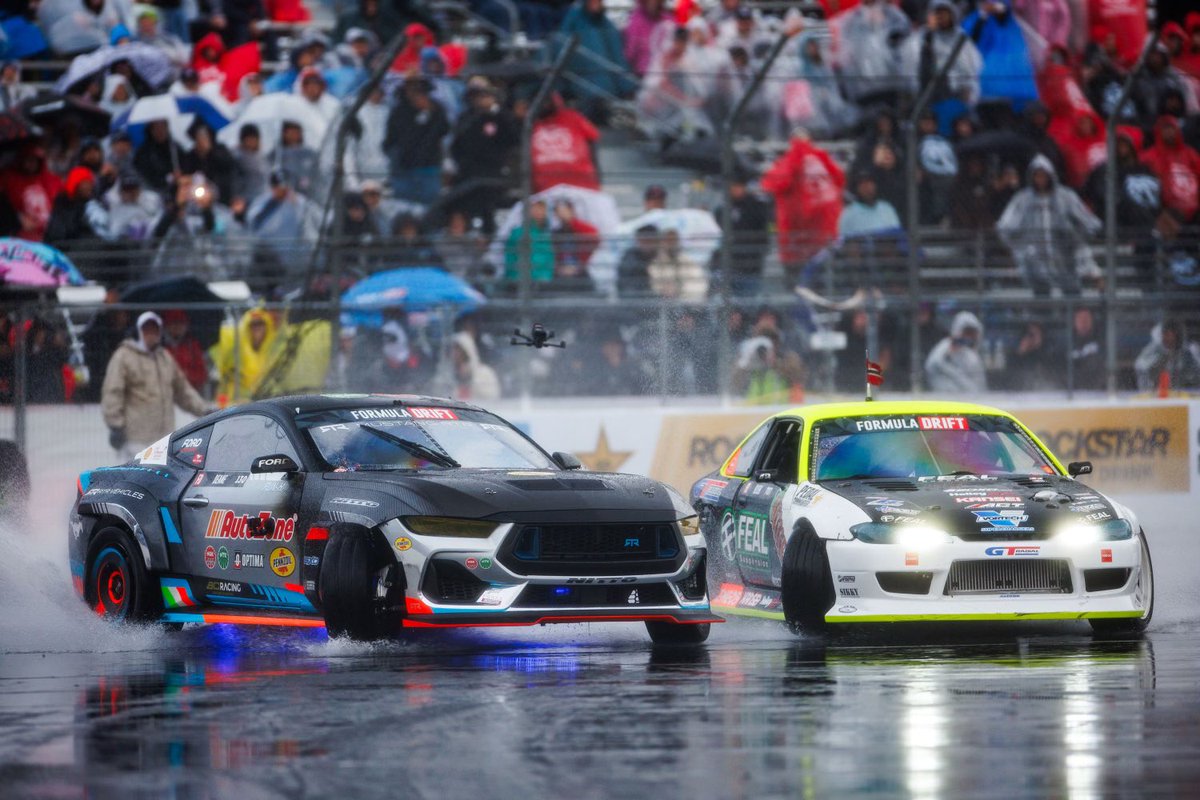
<box><xmin>726</xmin><ymin>423</ymin><xmax>771</xmax><ymax>478</ymax></box>
<box><xmin>756</xmin><ymin>419</ymin><xmax>804</xmax><ymax>482</ymax></box>
<box><xmin>173</xmin><ymin>426</ymin><xmax>212</xmax><ymax>468</ymax></box>
<box><xmin>204</xmin><ymin>414</ymin><xmax>300</xmax><ymax>473</ymax></box>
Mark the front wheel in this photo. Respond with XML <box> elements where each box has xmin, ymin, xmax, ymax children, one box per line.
<box><xmin>319</xmin><ymin>524</ymin><xmax>403</xmax><ymax>641</ymax></box>
<box><xmin>781</xmin><ymin>522</ymin><xmax>835</xmax><ymax>637</ymax></box>
<box><xmin>85</xmin><ymin>527</ymin><xmax>158</xmax><ymax>622</ymax></box>
<box><xmin>645</xmin><ymin>620</ymin><xmax>710</xmax><ymax>645</ymax></box>
<box><xmin>1090</xmin><ymin>532</ymin><xmax>1154</xmax><ymax>637</ymax></box>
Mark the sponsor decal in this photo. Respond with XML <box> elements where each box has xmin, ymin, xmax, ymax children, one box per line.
<box><xmin>465</xmin><ymin>557</ymin><xmax>479</xmax><ymax>569</ymax></box>
<box><xmin>1071</xmin><ymin>503</ymin><xmax>1106</xmax><ymax>513</ymax></box>
<box><xmin>477</xmin><ymin>588</ymin><xmax>505</xmax><ymax>606</ymax></box>
<box><xmin>270</xmin><ymin>547</ymin><xmax>296</xmax><ymax>578</ymax></box>
<box><xmin>838</xmin><ymin>575</ymin><xmax>855</xmax><ymax>583</ymax></box>
<box><xmin>234</xmin><ymin>552</ymin><xmax>265</xmax><ymax>570</ymax></box>
<box><xmin>793</xmin><ymin>485</ymin><xmax>823</xmax><ymax>507</ymax></box>
<box><xmin>905</xmin><ymin>552</ymin><xmax>919</xmax><ymax>566</ymax></box>
<box><xmin>409</xmin><ymin>407</ymin><xmax>458</xmax><ymax>420</ymax></box>
<box><xmin>917</xmin><ymin>416</ymin><xmax>969</xmax><ymax>431</ymax></box>
<box><xmin>348</xmin><ymin>407</ymin><xmax>459</xmax><ymax>421</ymax></box>
<box><xmin>204</xmin><ymin>509</ymin><xmax>297</xmax><ymax>541</ymax></box>
<box><xmin>840</xmin><ymin>588</ymin><xmax>859</xmax><ymax>597</ymax></box>
<box><xmin>330</xmin><ymin>497</ymin><xmax>381</xmax><ymax>508</ymax></box>
<box><xmin>1101</xmin><ymin>548</ymin><xmax>1113</xmax><ymax>563</ymax></box>
<box><xmin>964</xmin><ymin>501</ymin><xmax>1025</xmax><ymax>509</ymax></box>
<box><xmin>136</xmin><ymin>437</ymin><xmax>170</xmax><ymax>466</ymax></box>
<box><xmin>217</xmin><ymin>546</ymin><xmax>229</xmax><ymax>570</ymax></box>
<box><xmin>204</xmin><ymin>545</ymin><xmax>217</xmax><ymax>569</ymax></box>
<box><xmin>921</xmin><ymin>475</ymin><xmax>999</xmax><ymax>483</ymax></box>
<box><xmin>986</xmin><ymin>546</ymin><xmax>1042</xmax><ymax>557</ymax></box>
<box><xmin>305</xmin><ymin>580</ymin><xmax>317</xmax><ymax>591</ymax></box>
<box><xmin>82</xmin><ymin>487</ymin><xmax>145</xmax><ymax>501</ymax></box>
<box><xmin>838</xmin><ymin>605</ymin><xmax>857</xmax><ymax>613</ymax></box>
<box><xmin>193</xmin><ymin>472</ymin><xmax>205</xmax><ymax>487</ymax></box>
<box><xmin>713</xmin><ymin>583</ymin><xmax>744</xmax><ymax>607</ymax></box>
<box><xmin>866</xmin><ymin>497</ymin><xmax>906</xmax><ymax>508</ymax></box>
<box><xmin>234</xmin><ymin>474</ymin><xmax>249</xmax><ymax>486</ymax></box>
<box><xmin>627</xmin><ymin>589</ymin><xmax>640</xmax><ymax>604</ymax></box>
<box><xmin>180</xmin><ymin>436</ymin><xmax>203</xmax><ymax>450</ymax></box>
<box><xmin>212</xmin><ymin>473</ymin><xmax>229</xmax><ymax>486</ymax></box>
<box><xmin>999</xmin><ymin>593</ymin><xmax>1021</xmax><ymax>599</ymax></box>
<box><xmin>206</xmin><ymin>580</ymin><xmax>242</xmax><ymax>593</ymax></box>
<box><xmin>479</xmin><ymin>558</ymin><xmax>492</xmax><ymax>570</ymax></box>
<box><xmin>303</xmin><ymin>555</ymin><xmax>320</xmax><ymax>567</ymax></box>
<box><xmin>1083</xmin><ymin>511</ymin><xmax>1112</xmax><ymax>522</ymax></box>
<box><xmin>971</xmin><ymin>510</ymin><xmax>1035</xmax><ymax>532</ymax></box>
<box><xmin>565</xmin><ymin>576</ymin><xmax>636</xmax><ymax>584</ymax></box>
<box><xmin>852</xmin><ymin>416</ymin><xmax>969</xmax><ymax>432</ymax></box>
<box><xmin>192</xmin><ymin>453</ymin><xmax>204</xmax><ymax>466</ymax></box>
<box><xmin>69</xmin><ymin>517</ymin><xmax>83</xmax><ymax>540</ymax></box>
<box><xmin>573</xmin><ymin>426</ymin><xmax>634</xmax><ymax>472</ymax></box>
<box><xmin>394</xmin><ymin>537</ymin><xmax>413</xmax><ymax>551</ymax></box>
<box><xmin>697</xmin><ymin>478</ymin><xmax>729</xmax><ymax>503</ymax></box>
<box><xmin>160</xmin><ymin>578</ymin><xmax>196</xmax><ymax>608</ymax></box>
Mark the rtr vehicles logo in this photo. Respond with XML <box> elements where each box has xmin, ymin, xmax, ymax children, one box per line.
<box><xmin>971</xmin><ymin>510</ymin><xmax>1035</xmax><ymax>532</ymax></box>
<box><xmin>204</xmin><ymin>509</ymin><xmax>297</xmax><ymax>541</ymax></box>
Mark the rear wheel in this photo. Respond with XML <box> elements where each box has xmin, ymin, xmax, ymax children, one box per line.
<box><xmin>85</xmin><ymin>527</ymin><xmax>158</xmax><ymax>622</ymax></box>
<box><xmin>319</xmin><ymin>524</ymin><xmax>403</xmax><ymax>640</ymax></box>
<box><xmin>1090</xmin><ymin>532</ymin><xmax>1154</xmax><ymax>637</ymax></box>
<box><xmin>781</xmin><ymin>521</ymin><xmax>835</xmax><ymax>637</ymax></box>
<box><xmin>645</xmin><ymin>620</ymin><xmax>710</xmax><ymax>645</ymax></box>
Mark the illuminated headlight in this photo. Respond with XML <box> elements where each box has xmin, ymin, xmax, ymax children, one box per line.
<box><xmin>402</xmin><ymin>516</ymin><xmax>501</xmax><ymax>538</ymax></box>
<box><xmin>1055</xmin><ymin>518</ymin><xmax>1132</xmax><ymax>545</ymax></box>
<box><xmin>677</xmin><ymin>515</ymin><xmax>701</xmax><ymax>537</ymax></box>
<box><xmin>850</xmin><ymin>522</ymin><xmax>952</xmax><ymax>547</ymax></box>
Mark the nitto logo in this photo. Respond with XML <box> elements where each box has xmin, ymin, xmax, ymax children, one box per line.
<box><xmin>624</xmin><ymin>537</ymin><xmax>640</xmax><ymax>548</ymax></box>
<box><xmin>985</xmin><ymin>546</ymin><xmax>1041</xmax><ymax>557</ymax></box>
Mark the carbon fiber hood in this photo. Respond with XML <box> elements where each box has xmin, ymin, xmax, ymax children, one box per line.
<box><xmin>822</xmin><ymin>474</ymin><xmax>1117</xmax><ymax>540</ymax></box>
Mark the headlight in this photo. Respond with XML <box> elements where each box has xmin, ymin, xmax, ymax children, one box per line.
<box><xmin>677</xmin><ymin>515</ymin><xmax>701</xmax><ymax>537</ymax></box>
<box><xmin>1055</xmin><ymin>518</ymin><xmax>1132</xmax><ymax>545</ymax></box>
<box><xmin>402</xmin><ymin>516</ymin><xmax>500</xmax><ymax>538</ymax></box>
<box><xmin>850</xmin><ymin>522</ymin><xmax>952</xmax><ymax>546</ymax></box>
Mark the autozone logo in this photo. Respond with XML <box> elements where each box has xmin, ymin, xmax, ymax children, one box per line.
<box><xmin>204</xmin><ymin>509</ymin><xmax>296</xmax><ymax>541</ymax></box>
<box><xmin>985</xmin><ymin>546</ymin><xmax>1042</xmax><ymax>557</ymax></box>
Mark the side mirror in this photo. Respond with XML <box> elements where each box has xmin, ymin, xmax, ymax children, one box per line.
<box><xmin>251</xmin><ymin>454</ymin><xmax>301</xmax><ymax>474</ymax></box>
<box><xmin>1067</xmin><ymin>461</ymin><xmax>1093</xmax><ymax>478</ymax></box>
<box><xmin>552</xmin><ymin>451</ymin><xmax>582</xmax><ymax>470</ymax></box>
<box><xmin>755</xmin><ymin>469</ymin><xmax>778</xmax><ymax>483</ymax></box>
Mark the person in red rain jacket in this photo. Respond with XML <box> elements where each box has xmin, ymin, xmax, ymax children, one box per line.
<box><xmin>1087</xmin><ymin>0</ymin><xmax>1147</xmax><ymax>70</ymax></box>
<box><xmin>1047</xmin><ymin>108</ymin><xmax>1106</xmax><ymax>189</ymax></box>
<box><xmin>1141</xmin><ymin>115</ymin><xmax>1200</xmax><ymax>222</ymax></box>
<box><xmin>530</xmin><ymin>95</ymin><xmax>601</xmax><ymax>192</ymax></box>
<box><xmin>0</xmin><ymin>143</ymin><xmax>61</xmax><ymax>242</ymax></box>
<box><xmin>392</xmin><ymin>23</ymin><xmax>434</xmax><ymax>73</ymax></box>
<box><xmin>1176</xmin><ymin>13</ymin><xmax>1200</xmax><ymax>80</ymax></box>
<box><xmin>191</xmin><ymin>32</ymin><xmax>227</xmax><ymax>85</ymax></box>
<box><xmin>1037</xmin><ymin>45</ymin><xmax>1092</xmax><ymax>118</ymax></box>
<box><xmin>162</xmin><ymin>310</ymin><xmax>209</xmax><ymax>393</ymax></box>
<box><xmin>761</xmin><ymin>129</ymin><xmax>845</xmax><ymax>276</ymax></box>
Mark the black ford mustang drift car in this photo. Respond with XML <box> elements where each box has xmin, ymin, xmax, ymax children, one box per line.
<box><xmin>69</xmin><ymin>395</ymin><xmax>717</xmax><ymax>643</ymax></box>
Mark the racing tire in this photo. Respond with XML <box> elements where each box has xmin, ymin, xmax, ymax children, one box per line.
<box><xmin>1090</xmin><ymin>532</ymin><xmax>1154</xmax><ymax>637</ymax></box>
<box><xmin>781</xmin><ymin>521</ymin><xmax>836</xmax><ymax>637</ymax></box>
<box><xmin>645</xmin><ymin>621</ymin><xmax>711</xmax><ymax>645</ymax></box>
<box><xmin>319</xmin><ymin>524</ymin><xmax>403</xmax><ymax>641</ymax></box>
<box><xmin>85</xmin><ymin>527</ymin><xmax>159</xmax><ymax>623</ymax></box>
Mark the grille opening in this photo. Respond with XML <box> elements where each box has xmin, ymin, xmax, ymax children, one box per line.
<box><xmin>945</xmin><ymin>559</ymin><xmax>1073</xmax><ymax>595</ymax></box>
<box><xmin>876</xmin><ymin>571</ymin><xmax>933</xmax><ymax>595</ymax></box>
<box><xmin>1083</xmin><ymin>568</ymin><xmax>1132</xmax><ymax>593</ymax></box>
<box><xmin>421</xmin><ymin>559</ymin><xmax>489</xmax><ymax>603</ymax></box>
<box><xmin>513</xmin><ymin>583</ymin><xmax>676</xmax><ymax>608</ymax></box>
<box><xmin>501</xmin><ymin>523</ymin><xmax>685</xmax><ymax>576</ymax></box>
<box><xmin>675</xmin><ymin>554</ymin><xmax>707</xmax><ymax>600</ymax></box>
<box><xmin>863</xmin><ymin>480</ymin><xmax>918</xmax><ymax>492</ymax></box>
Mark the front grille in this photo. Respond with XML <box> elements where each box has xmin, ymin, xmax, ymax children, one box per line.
<box><xmin>513</xmin><ymin>583</ymin><xmax>676</xmax><ymax>608</ymax></box>
<box><xmin>956</xmin><ymin>531</ymin><xmax>1045</xmax><ymax>542</ymax></box>
<box><xmin>421</xmin><ymin>559</ymin><xmax>488</xmax><ymax>603</ymax></box>
<box><xmin>1084</xmin><ymin>568</ymin><xmax>1131</xmax><ymax>593</ymax></box>
<box><xmin>945</xmin><ymin>559</ymin><xmax>1073</xmax><ymax>595</ymax></box>
<box><xmin>500</xmin><ymin>523</ymin><xmax>684</xmax><ymax>576</ymax></box>
<box><xmin>876</xmin><ymin>571</ymin><xmax>933</xmax><ymax>595</ymax></box>
<box><xmin>675</xmin><ymin>554</ymin><xmax>707</xmax><ymax>600</ymax></box>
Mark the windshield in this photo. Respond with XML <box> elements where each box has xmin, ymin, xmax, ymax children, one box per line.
<box><xmin>811</xmin><ymin>414</ymin><xmax>1056</xmax><ymax>482</ymax></box>
<box><xmin>298</xmin><ymin>406</ymin><xmax>556</xmax><ymax>472</ymax></box>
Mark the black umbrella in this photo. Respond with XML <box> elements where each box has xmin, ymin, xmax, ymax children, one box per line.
<box><xmin>954</xmin><ymin>130</ymin><xmax>1038</xmax><ymax>169</ymax></box>
<box><xmin>120</xmin><ymin>276</ymin><xmax>225</xmax><ymax>349</ymax></box>
<box><xmin>423</xmin><ymin>177</ymin><xmax>516</xmax><ymax>232</ymax></box>
<box><xmin>22</xmin><ymin>92</ymin><xmax>112</xmax><ymax>139</ymax></box>
<box><xmin>0</xmin><ymin>110</ymin><xmax>41</xmax><ymax>149</ymax></box>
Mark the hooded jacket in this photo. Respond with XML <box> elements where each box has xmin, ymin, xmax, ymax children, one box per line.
<box><xmin>1134</xmin><ymin>321</ymin><xmax>1200</xmax><ymax>392</ymax></box>
<box><xmin>212</xmin><ymin>308</ymin><xmax>278</xmax><ymax>402</ymax></box>
<box><xmin>963</xmin><ymin>0</ymin><xmax>1037</xmax><ymax>109</ymax></box>
<box><xmin>900</xmin><ymin>0</ymin><xmax>983</xmax><ymax>106</ymax></box>
<box><xmin>1083</xmin><ymin>129</ymin><xmax>1160</xmax><ymax>230</ymax></box>
<box><xmin>1087</xmin><ymin>0</ymin><xmax>1148</xmax><ymax>70</ymax></box>
<box><xmin>924</xmin><ymin>310</ymin><xmax>987</xmax><ymax>394</ymax></box>
<box><xmin>829</xmin><ymin>0</ymin><xmax>911</xmax><ymax>102</ymax></box>
<box><xmin>761</xmin><ymin>135</ymin><xmax>845</xmax><ymax>264</ymax></box>
<box><xmin>452</xmin><ymin>332</ymin><xmax>500</xmax><ymax>401</ymax></box>
<box><xmin>101</xmin><ymin>312</ymin><xmax>210</xmax><ymax>445</ymax></box>
<box><xmin>1047</xmin><ymin>108</ymin><xmax>1106</xmax><ymax>188</ymax></box>
<box><xmin>192</xmin><ymin>32</ymin><xmax>227</xmax><ymax>84</ymax></box>
<box><xmin>1140</xmin><ymin>116</ymin><xmax>1200</xmax><ymax>221</ymax></box>
<box><xmin>998</xmin><ymin>155</ymin><xmax>1101</xmax><ymax>250</ymax></box>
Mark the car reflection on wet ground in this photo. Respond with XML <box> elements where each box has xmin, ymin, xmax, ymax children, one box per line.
<box><xmin>2</xmin><ymin>621</ymin><xmax>1198</xmax><ymax>800</ymax></box>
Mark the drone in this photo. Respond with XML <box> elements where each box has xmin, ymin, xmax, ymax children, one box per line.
<box><xmin>510</xmin><ymin>323</ymin><xmax>566</xmax><ymax>349</ymax></box>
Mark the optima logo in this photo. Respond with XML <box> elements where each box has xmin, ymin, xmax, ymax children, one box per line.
<box><xmin>204</xmin><ymin>509</ymin><xmax>297</xmax><ymax>541</ymax></box>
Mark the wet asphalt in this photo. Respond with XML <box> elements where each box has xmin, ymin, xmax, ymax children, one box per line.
<box><xmin>2</xmin><ymin>618</ymin><xmax>1199</xmax><ymax>800</ymax></box>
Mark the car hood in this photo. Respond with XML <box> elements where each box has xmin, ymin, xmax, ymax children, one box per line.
<box><xmin>821</xmin><ymin>474</ymin><xmax>1117</xmax><ymax>540</ymax></box>
<box><xmin>322</xmin><ymin>469</ymin><xmax>692</xmax><ymax>523</ymax></box>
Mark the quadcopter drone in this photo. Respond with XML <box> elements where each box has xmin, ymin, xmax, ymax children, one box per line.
<box><xmin>510</xmin><ymin>323</ymin><xmax>566</xmax><ymax>349</ymax></box>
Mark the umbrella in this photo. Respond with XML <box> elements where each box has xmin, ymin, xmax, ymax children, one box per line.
<box><xmin>0</xmin><ymin>111</ymin><xmax>41</xmax><ymax>149</ymax></box>
<box><xmin>119</xmin><ymin>276</ymin><xmax>225</xmax><ymax>348</ymax></box>
<box><xmin>53</xmin><ymin>43</ymin><xmax>176</xmax><ymax>94</ymax></box>
<box><xmin>22</xmin><ymin>93</ymin><xmax>111</xmax><ymax>138</ymax></box>
<box><xmin>112</xmin><ymin>93</ymin><xmax>233</xmax><ymax>148</ymax></box>
<box><xmin>422</xmin><ymin>178</ymin><xmax>516</xmax><ymax>231</ymax></box>
<box><xmin>586</xmin><ymin>209</ymin><xmax>723</xmax><ymax>291</ymax></box>
<box><xmin>484</xmin><ymin>185</ymin><xmax>623</xmax><ymax>270</ymax></box>
<box><xmin>340</xmin><ymin>268</ymin><xmax>485</xmax><ymax>329</ymax></box>
<box><xmin>955</xmin><ymin>130</ymin><xmax>1038</xmax><ymax>169</ymax></box>
<box><xmin>0</xmin><ymin>239</ymin><xmax>85</xmax><ymax>289</ymax></box>
<box><xmin>217</xmin><ymin>93</ymin><xmax>329</xmax><ymax>157</ymax></box>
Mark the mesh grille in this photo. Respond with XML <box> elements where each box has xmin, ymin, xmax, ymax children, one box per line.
<box><xmin>945</xmin><ymin>559</ymin><xmax>1073</xmax><ymax>595</ymax></box>
<box><xmin>421</xmin><ymin>559</ymin><xmax>488</xmax><ymax>603</ymax></box>
<box><xmin>1083</xmin><ymin>568</ymin><xmax>1131</xmax><ymax>593</ymax></box>
<box><xmin>501</xmin><ymin>523</ymin><xmax>684</xmax><ymax>576</ymax></box>
<box><xmin>876</xmin><ymin>571</ymin><xmax>934</xmax><ymax>595</ymax></box>
<box><xmin>675</xmin><ymin>555</ymin><xmax>707</xmax><ymax>600</ymax></box>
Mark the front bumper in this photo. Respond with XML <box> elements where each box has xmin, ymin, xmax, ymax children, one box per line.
<box><xmin>382</xmin><ymin>519</ymin><xmax>721</xmax><ymax>628</ymax></box>
<box><xmin>823</xmin><ymin>535</ymin><xmax>1148</xmax><ymax>624</ymax></box>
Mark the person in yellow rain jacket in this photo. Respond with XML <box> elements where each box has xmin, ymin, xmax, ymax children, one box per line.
<box><xmin>213</xmin><ymin>308</ymin><xmax>277</xmax><ymax>404</ymax></box>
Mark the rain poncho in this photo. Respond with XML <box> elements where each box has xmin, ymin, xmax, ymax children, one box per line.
<box><xmin>1134</xmin><ymin>321</ymin><xmax>1200</xmax><ymax>392</ymax></box>
<box><xmin>1087</xmin><ymin>0</ymin><xmax>1147</xmax><ymax>69</ymax></box>
<box><xmin>838</xmin><ymin>197</ymin><xmax>901</xmax><ymax>238</ymax></box>
<box><xmin>558</xmin><ymin>3</ymin><xmax>637</xmax><ymax>100</ymax></box>
<box><xmin>351</xmin><ymin>95</ymin><xmax>390</xmax><ymax>186</ymax></box>
<box><xmin>451</xmin><ymin>332</ymin><xmax>500</xmax><ymax>401</ymax></box>
<box><xmin>761</xmin><ymin>136</ymin><xmax>846</xmax><ymax>266</ymax></box>
<box><xmin>212</xmin><ymin>308</ymin><xmax>278</xmax><ymax>402</ymax></box>
<box><xmin>244</xmin><ymin>187</ymin><xmax>319</xmax><ymax>277</ymax></box>
<box><xmin>1012</xmin><ymin>0</ymin><xmax>1072</xmax><ymax>51</ymax></box>
<box><xmin>963</xmin><ymin>0</ymin><xmax>1037</xmax><ymax>109</ymax></box>
<box><xmin>996</xmin><ymin>155</ymin><xmax>1101</xmax><ymax>294</ymax></box>
<box><xmin>38</xmin><ymin>0</ymin><xmax>132</xmax><ymax>56</ymax></box>
<box><xmin>1047</xmin><ymin>108</ymin><xmax>1107</xmax><ymax>189</ymax></box>
<box><xmin>830</xmin><ymin>0</ymin><xmax>911</xmax><ymax>102</ymax></box>
<box><xmin>624</xmin><ymin>0</ymin><xmax>672</xmax><ymax>75</ymax></box>
<box><xmin>780</xmin><ymin>31</ymin><xmax>860</xmax><ymax>139</ymax></box>
<box><xmin>99</xmin><ymin>73</ymin><xmax>136</xmax><ymax>117</ymax></box>
<box><xmin>925</xmin><ymin>311</ymin><xmax>987</xmax><ymax>394</ymax></box>
<box><xmin>1140</xmin><ymin>116</ymin><xmax>1200</xmax><ymax>221</ymax></box>
<box><xmin>638</xmin><ymin>24</ymin><xmax>721</xmax><ymax>141</ymax></box>
<box><xmin>900</xmin><ymin>0</ymin><xmax>983</xmax><ymax>108</ymax></box>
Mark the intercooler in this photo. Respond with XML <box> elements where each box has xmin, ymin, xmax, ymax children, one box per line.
<box><xmin>944</xmin><ymin>559</ymin><xmax>1073</xmax><ymax>595</ymax></box>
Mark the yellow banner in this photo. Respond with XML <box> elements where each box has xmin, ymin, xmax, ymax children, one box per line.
<box><xmin>649</xmin><ymin>413</ymin><xmax>763</xmax><ymax>493</ymax></box>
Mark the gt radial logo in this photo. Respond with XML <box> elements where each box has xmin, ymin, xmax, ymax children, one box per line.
<box><xmin>204</xmin><ymin>509</ymin><xmax>297</xmax><ymax>541</ymax></box>
<box><xmin>986</xmin><ymin>546</ymin><xmax>1041</xmax><ymax>557</ymax></box>
<box><xmin>971</xmin><ymin>510</ymin><xmax>1034</xmax><ymax>532</ymax></box>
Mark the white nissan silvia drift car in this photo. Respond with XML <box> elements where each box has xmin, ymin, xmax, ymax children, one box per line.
<box><xmin>690</xmin><ymin>401</ymin><xmax>1153</xmax><ymax>635</ymax></box>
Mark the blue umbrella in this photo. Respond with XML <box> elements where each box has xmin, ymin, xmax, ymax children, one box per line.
<box><xmin>340</xmin><ymin>268</ymin><xmax>485</xmax><ymax>328</ymax></box>
<box><xmin>112</xmin><ymin>94</ymin><xmax>233</xmax><ymax>147</ymax></box>
<box><xmin>0</xmin><ymin>238</ymin><xmax>86</xmax><ymax>288</ymax></box>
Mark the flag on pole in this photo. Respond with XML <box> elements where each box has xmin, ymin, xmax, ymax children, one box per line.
<box><xmin>866</xmin><ymin>359</ymin><xmax>884</xmax><ymax>386</ymax></box>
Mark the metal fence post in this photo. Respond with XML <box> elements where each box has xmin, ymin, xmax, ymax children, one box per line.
<box><xmin>13</xmin><ymin>303</ymin><xmax>27</xmax><ymax>451</ymax></box>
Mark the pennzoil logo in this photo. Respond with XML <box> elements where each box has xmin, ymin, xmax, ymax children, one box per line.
<box><xmin>270</xmin><ymin>547</ymin><xmax>296</xmax><ymax>577</ymax></box>
<box><xmin>204</xmin><ymin>509</ymin><xmax>297</xmax><ymax>541</ymax></box>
